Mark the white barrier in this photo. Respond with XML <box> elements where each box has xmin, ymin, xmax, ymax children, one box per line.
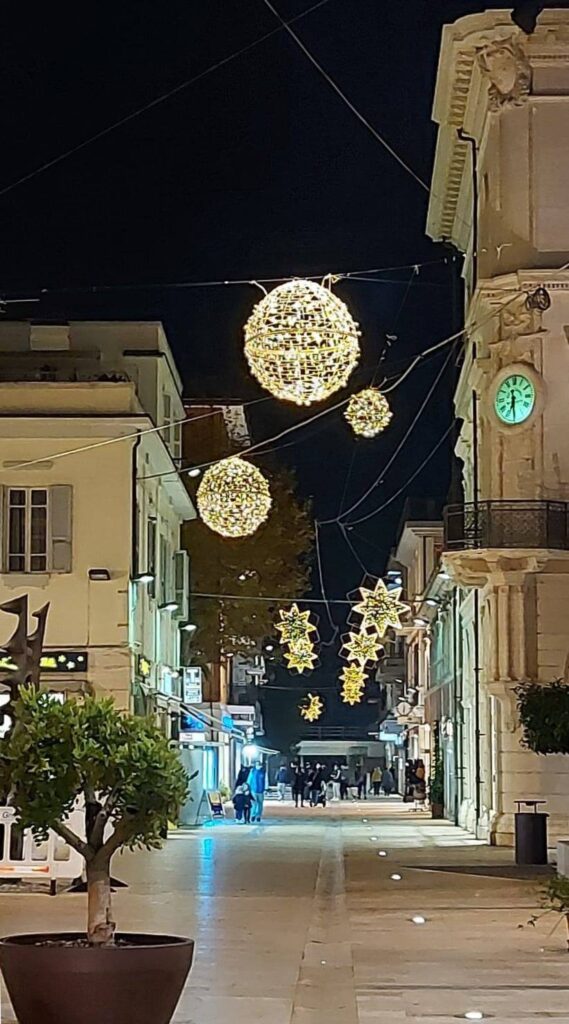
<box><xmin>0</xmin><ymin>806</ymin><xmax>84</xmax><ymax>894</ymax></box>
<box><xmin>557</xmin><ymin>839</ymin><xmax>569</xmax><ymax>878</ymax></box>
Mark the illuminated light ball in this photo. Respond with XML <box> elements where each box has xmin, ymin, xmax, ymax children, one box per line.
<box><xmin>197</xmin><ymin>456</ymin><xmax>271</xmax><ymax>538</ymax></box>
<box><xmin>344</xmin><ymin>387</ymin><xmax>393</xmax><ymax>438</ymax></box>
<box><xmin>244</xmin><ymin>279</ymin><xmax>361</xmax><ymax>406</ymax></box>
<box><xmin>390</xmin><ymin>873</ymin><xmax>402</xmax><ymax>881</ymax></box>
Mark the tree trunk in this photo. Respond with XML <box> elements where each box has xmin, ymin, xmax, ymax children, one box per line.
<box><xmin>86</xmin><ymin>858</ymin><xmax>116</xmax><ymax>946</ymax></box>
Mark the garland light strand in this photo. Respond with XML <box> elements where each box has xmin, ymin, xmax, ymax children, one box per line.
<box><xmin>197</xmin><ymin>456</ymin><xmax>272</xmax><ymax>538</ymax></box>
<box><xmin>244</xmin><ymin>279</ymin><xmax>361</xmax><ymax>406</ymax></box>
<box><xmin>344</xmin><ymin>388</ymin><xmax>392</xmax><ymax>438</ymax></box>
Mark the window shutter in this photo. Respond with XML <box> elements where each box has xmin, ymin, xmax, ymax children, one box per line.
<box><xmin>174</xmin><ymin>549</ymin><xmax>189</xmax><ymax>619</ymax></box>
<box><xmin>147</xmin><ymin>518</ymin><xmax>156</xmax><ymax>598</ymax></box>
<box><xmin>50</xmin><ymin>485</ymin><xmax>72</xmax><ymax>572</ymax></box>
<box><xmin>0</xmin><ymin>485</ymin><xmax>4</xmax><ymax>572</ymax></box>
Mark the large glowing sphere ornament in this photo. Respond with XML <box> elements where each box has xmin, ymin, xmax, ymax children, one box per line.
<box><xmin>197</xmin><ymin>456</ymin><xmax>271</xmax><ymax>538</ymax></box>
<box><xmin>345</xmin><ymin>388</ymin><xmax>392</xmax><ymax>438</ymax></box>
<box><xmin>244</xmin><ymin>279</ymin><xmax>361</xmax><ymax>406</ymax></box>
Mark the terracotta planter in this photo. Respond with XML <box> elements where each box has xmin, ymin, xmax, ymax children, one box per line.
<box><xmin>431</xmin><ymin>802</ymin><xmax>444</xmax><ymax>819</ymax></box>
<box><xmin>0</xmin><ymin>933</ymin><xmax>194</xmax><ymax>1024</ymax></box>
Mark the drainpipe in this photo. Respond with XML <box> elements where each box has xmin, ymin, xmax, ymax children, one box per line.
<box><xmin>452</xmin><ymin>585</ymin><xmax>461</xmax><ymax>826</ymax></box>
<box><xmin>457</xmin><ymin>128</ymin><xmax>478</xmax><ymax>294</ymax></box>
<box><xmin>130</xmin><ymin>432</ymin><xmax>142</xmax><ymax>715</ymax></box>
<box><xmin>473</xmin><ymin>587</ymin><xmax>482</xmax><ymax>827</ymax></box>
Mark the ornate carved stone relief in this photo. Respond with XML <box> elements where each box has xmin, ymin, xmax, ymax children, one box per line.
<box><xmin>476</xmin><ymin>36</ymin><xmax>531</xmax><ymax>110</ymax></box>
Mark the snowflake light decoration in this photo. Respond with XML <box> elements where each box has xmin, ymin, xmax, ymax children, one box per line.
<box><xmin>341</xmin><ymin>629</ymin><xmax>383</xmax><ymax>666</ymax></box>
<box><xmin>244</xmin><ymin>279</ymin><xmax>361</xmax><ymax>406</ymax></box>
<box><xmin>197</xmin><ymin>456</ymin><xmax>272</xmax><ymax>538</ymax></box>
<box><xmin>344</xmin><ymin>387</ymin><xmax>393</xmax><ymax>438</ymax></box>
<box><xmin>275</xmin><ymin>603</ymin><xmax>317</xmax><ymax>646</ymax></box>
<box><xmin>352</xmin><ymin>579</ymin><xmax>409</xmax><ymax>638</ymax></box>
<box><xmin>284</xmin><ymin>636</ymin><xmax>317</xmax><ymax>674</ymax></box>
<box><xmin>340</xmin><ymin>664</ymin><xmax>367</xmax><ymax>705</ymax></box>
<box><xmin>300</xmin><ymin>693</ymin><xmax>324</xmax><ymax>722</ymax></box>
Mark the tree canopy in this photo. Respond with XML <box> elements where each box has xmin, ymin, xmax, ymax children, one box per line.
<box><xmin>186</xmin><ymin>466</ymin><xmax>314</xmax><ymax>663</ymax></box>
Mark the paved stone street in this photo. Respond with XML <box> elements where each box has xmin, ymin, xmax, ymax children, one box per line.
<box><xmin>1</xmin><ymin>799</ymin><xmax>568</xmax><ymax>1023</ymax></box>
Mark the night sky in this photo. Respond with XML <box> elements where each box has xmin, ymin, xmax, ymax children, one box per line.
<box><xmin>0</xmin><ymin>0</ymin><xmax>522</xmax><ymax>737</ymax></box>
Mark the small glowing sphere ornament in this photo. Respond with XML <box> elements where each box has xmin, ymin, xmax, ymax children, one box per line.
<box><xmin>197</xmin><ymin>456</ymin><xmax>271</xmax><ymax>538</ymax></box>
<box><xmin>344</xmin><ymin>388</ymin><xmax>392</xmax><ymax>438</ymax></box>
<box><xmin>300</xmin><ymin>693</ymin><xmax>324</xmax><ymax>722</ymax></box>
<box><xmin>244</xmin><ymin>279</ymin><xmax>361</xmax><ymax>406</ymax></box>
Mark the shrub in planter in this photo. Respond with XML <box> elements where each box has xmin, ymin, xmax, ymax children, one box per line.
<box><xmin>0</xmin><ymin>689</ymin><xmax>192</xmax><ymax>1024</ymax></box>
<box><xmin>516</xmin><ymin>679</ymin><xmax>569</xmax><ymax>754</ymax></box>
<box><xmin>429</xmin><ymin>753</ymin><xmax>444</xmax><ymax>819</ymax></box>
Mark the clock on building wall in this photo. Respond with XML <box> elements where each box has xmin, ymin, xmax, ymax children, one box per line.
<box><xmin>490</xmin><ymin>365</ymin><xmax>541</xmax><ymax>427</ymax></box>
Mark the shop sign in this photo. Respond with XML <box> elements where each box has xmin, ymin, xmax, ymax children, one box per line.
<box><xmin>183</xmin><ymin>666</ymin><xmax>203</xmax><ymax>704</ymax></box>
<box><xmin>207</xmin><ymin>791</ymin><xmax>225</xmax><ymax>817</ymax></box>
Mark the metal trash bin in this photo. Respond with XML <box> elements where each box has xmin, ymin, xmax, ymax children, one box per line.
<box><xmin>514</xmin><ymin>800</ymin><xmax>548</xmax><ymax>865</ymax></box>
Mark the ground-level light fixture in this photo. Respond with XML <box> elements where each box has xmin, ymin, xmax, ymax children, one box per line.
<box><xmin>133</xmin><ymin>572</ymin><xmax>155</xmax><ymax>585</ymax></box>
<box><xmin>378</xmin><ymin>850</ymin><xmax>387</xmax><ymax>857</ymax></box>
<box><xmin>187</xmin><ymin>467</ymin><xmax>201</xmax><ymax>478</ymax></box>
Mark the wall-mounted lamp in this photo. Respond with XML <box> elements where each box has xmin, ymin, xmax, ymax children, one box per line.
<box><xmin>180</xmin><ymin>622</ymin><xmax>197</xmax><ymax>633</ymax></box>
<box><xmin>187</xmin><ymin>467</ymin><xmax>201</xmax><ymax>479</ymax></box>
<box><xmin>88</xmin><ymin>568</ymin><xmax>111</xmax><ymax>581</ymax></box>
<box><xmin>160</xmin><ymin>601</ymin><xmax>178</xmax><ymax>613</ymax></box>
<box><xmin>133</xmin><ymin>572</ymin><xmax>155</xmax><ymax>585</ymax></box>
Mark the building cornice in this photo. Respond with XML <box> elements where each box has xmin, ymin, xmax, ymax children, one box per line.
<box><xmin>427</xmin><ymin>10</ymin><xmax>569</xmax><ymax>247</ymax></box>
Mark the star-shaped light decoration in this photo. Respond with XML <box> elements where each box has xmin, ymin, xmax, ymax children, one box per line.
<box><xmin>352</xmin><ymin>579</ymin><xmax>409</xmax><ymax>639</ymax></box>
<box><xmin>300</xmin><ymin>693</ymin><xmax>324</xmax><ymax>722</ymax></box>
<box><xmin>275</xmin><ymin>603</ymin><xmax>317</xmax><ymax>646</ymax></box>
<box><xmin>284</xmin><ymin>637</ymin><xmax>317</xmax><ymax>674</ymax></box>
<box><xmin>340</xmin><ymin>664</ymin><xmax>367</xmax><ymax>705</ymax></box>
<box><xmin>341</xmin><ymin>629</ymin><xmax>383</xmax><ymax>666</ymax></box>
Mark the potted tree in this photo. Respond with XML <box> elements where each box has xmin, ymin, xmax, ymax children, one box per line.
<box><xmin>0</xmin><ymin>689</ymin><xmax>192</xmax><ymax>1024</ymax></box>
<box><xmin>429</xmin><ymin>752</ymin><xmax>445</xmax><ymax>819</ymax></box>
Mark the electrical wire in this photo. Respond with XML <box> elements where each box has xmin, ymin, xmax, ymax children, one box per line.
<box><xmin>6</xmin><ymin>397</ymin><xmax>269</xmax><ymax>472</ymax></box>
<box><xmin>345</xmin><ymin>420</ymin><xmax>456</xmax><ymax>527</ymax></box>
<box><xmin>33</xmin><ymin>256</ymin><xmax>453</xmax><ymax>299</ymax></box>
<box><xmin>330</xmin><ymin>343</ymin><xmax>456</xmax><ymax>526</ymax></box>
<box><xmin>192</xmin><ymin>591</ymin><xmax>353</xmax><ymax>604</ymax></box>
<box><xmin>261</xmin><ymin>0</ymin><xmax>430</xmax><ymax>194</ymax></box>
<box><xmin>315</xmin><ymin>521</ymin><xmax>338</xmax><ymax>641</ymax></box>
<box><xmin>0</xmin><ymin>0</ymin><xmax>334</xmax><ymax>202</ymax></box>
<box><xmin>338</xmin><ymin>522</ymin><xmax>370</xmax><ymax>575</ymax></box>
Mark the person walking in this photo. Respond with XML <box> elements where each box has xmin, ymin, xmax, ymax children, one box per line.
<box><xmin>232</xmin><ymin>783</ymin><xmax>252</xmax><ymax>824</ymax></box>
<box><xmin>329</xmin><ymin>763</ymin><xmax>341</xmax><ymax>802</ymax></box>
<box><xmin>371</xmin><ymin>765</ymin><xmax>382</xmax><ymax>797</ymax></box>
<box><xmin>248</xmin><ymin>761</ymin><xmax>267</xmax><ymax>823</ymax></box>
<box><xmin>339</xmin><ymin>764</ymin><xmax>349</xmax><ymax>801</ymax></box>
<box><xmin>413</xmin><ymin>759</ymin><xmax>426</xmax><ymax>811</ymax></box>
<box><xmin>355</xmin><ymin>765</ymin><xmax>367</xmax><ymax>800</ymax></box>
<box><xmin>381</xmin><ymin>766</ymin><xmax>395</xmax><ymax>797</ymax></box>
<box><xmin>235</xmin><ymin>763</ymin><xmax>251</xmax><ymax>789</ymax></box>
<box><xmin>276</xmin><ymin>763</ymin><xmax>288</xmax><ymax>801</ymax></box>
<box><xmin>291</xmin><ymin>763</ymin><xmax>306</xmax><ymax>808</ymax></box>
<box><xmin>309</xmin><ymin>763</ymin><xmax>324</xmax><ymax>807</ymax></box>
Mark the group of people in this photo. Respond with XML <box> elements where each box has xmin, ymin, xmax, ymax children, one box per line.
<box><xmin>232</xmin><ymin>761</ymin><xmax>266</xmax><ymax>824</ymax></box>
<box><xmin>285</xmin><ymin>761</ymin><xmax>398</xmax><ymax>807</ymax></box>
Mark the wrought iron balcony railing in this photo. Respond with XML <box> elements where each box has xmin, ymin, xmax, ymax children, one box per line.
<box><xmin>444</xmin><ymin>500</ymin><xmax>569</xmax><ymax>552</ymax></box>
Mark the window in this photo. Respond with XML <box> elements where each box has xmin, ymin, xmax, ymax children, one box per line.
<box><xmin>5</xmin><ymin>486</ymin><xmax>72</xmax><ymax>574</ymax></box>
<box><xmin>163</xmin><ymin>393</ymin><xmax>172</xmax><ymax>450</ymax></box>
<box><xmin>147</xmin><ymin>518</ymin><xmax>157</xmax><ymax>598</ymax></box>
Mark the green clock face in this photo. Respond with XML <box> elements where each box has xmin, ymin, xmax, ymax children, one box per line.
<box><xmin>494</xmin><ymin>373</ymin><xmax>536</xmax><ymax>425</ymax></box>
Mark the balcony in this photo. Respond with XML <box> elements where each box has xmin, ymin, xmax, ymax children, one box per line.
<box><xmin>444</xmin><ymin>501</ymin><xmax>569</xmax><ymax>552</ymax></box>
